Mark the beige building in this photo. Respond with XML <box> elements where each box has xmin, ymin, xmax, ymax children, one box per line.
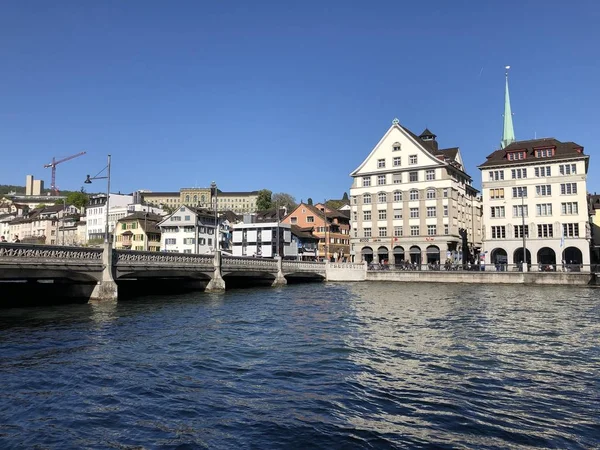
<box><xmin>114</xmin><ymin>212</ymin><xmax>162</xmax><ymax>251</ymax></box>
<box><xmin>217</xmin><ymin>191</ymin><xmax>259</xmax><ymax>214</ymax></box>
<box><xmin>142</xmin><ymin>188</ymin><xmax>259</xmax><ymax>214</ymax></box>
<box><xmin>140</xmin><ymin>191</ymin><xmax>180</xmax><ymax>209</ymax></box>
<box><xmin>349</xmin><ymin>119</ymin><xmax>482</xmax><ymax>266</ymax></box>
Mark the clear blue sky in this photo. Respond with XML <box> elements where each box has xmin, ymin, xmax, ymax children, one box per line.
<box><xmin>1</xmin><ymin>1</ymin><xmax>599</xmax><ymax>201</ymax></box>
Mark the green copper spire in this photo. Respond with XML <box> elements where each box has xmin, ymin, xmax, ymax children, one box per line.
<box><xmin>501</xmin><ymin>66</ymin><xmax>516</xmax><ymax>149</ymax></box>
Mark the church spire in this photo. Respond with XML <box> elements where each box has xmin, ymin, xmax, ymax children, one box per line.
<box><xmin>501</xmin><ymin>65</ymin><xmax>516</xmax><ymax>149</ymax></box>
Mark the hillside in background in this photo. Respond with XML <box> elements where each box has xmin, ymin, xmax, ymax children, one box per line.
<box><xmin>0</xmin><ymin>184</ymin><xmax>94</xmax><ymax>198</ymax></box>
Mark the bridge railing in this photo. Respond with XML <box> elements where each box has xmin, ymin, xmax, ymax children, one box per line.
<box><xmin>282</xmin><ymin>260</ymin><xmax>326</xmax><ymax>272</ymax></box>
<box><xmin>222</xmin><ymin>255</ymin><xmax>278</xmax><ymax>270</ymax></box>
<box><xmin>114</xmin><ymin>250</ymin><xmax>213</xmax><ymax>266</ymax></box>
<box><xmin>0</xmin><ymin>242</ymin><xmax>103</xmax><ymax>262</ymax></box>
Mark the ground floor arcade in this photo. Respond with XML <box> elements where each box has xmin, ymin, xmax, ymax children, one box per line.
<box><xmin>482</xmin><ymin>238</ymin><xmax>590</xmax><ymax>271</ymax></box>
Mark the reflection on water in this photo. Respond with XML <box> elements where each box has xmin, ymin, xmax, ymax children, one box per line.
<box><xmin>0</xmin><ymin>283</ymin><xmax>599</xmax><ymax>448</ymax></box>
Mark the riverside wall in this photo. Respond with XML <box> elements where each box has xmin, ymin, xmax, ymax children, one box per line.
<box><xmin>366</xmin><ymin>271</ymin><xmax>596</xmax><ymax>286</ymax></box>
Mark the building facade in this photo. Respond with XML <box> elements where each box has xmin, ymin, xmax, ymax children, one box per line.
<box><xmin>115</xmin><ymin>212</ymin><xmax>162</xmax><ymax>251</ymax></box>
<box><xmin>86</xmin><ymin>193</ymin><xmax>133</xmax><ymax>242</ymax></box>
<box><xmin>349</xmin><ymin>120</ymin><xmax>482</xmax><ymax>266</ymax></box>
<box><xmin>588</xmin><ymin>194</ymin><xmax>600</xmax><ymax>264</ymax></box>
<box><xmin>231</xmin><ymin>221</ymin><xmax>294</xmax><ymax>258</ymax></box>
<box><xmin>158</xmin><ymin>206</ymin><xmax>219</xmax><ymax>254</ymax></box>
<box><xmin>479</xmin><ymin>68</ymin><xmax>591</xmax><ymax>270</ymax></box>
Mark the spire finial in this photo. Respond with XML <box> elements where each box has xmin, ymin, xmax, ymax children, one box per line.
<box><xmin>501</xmin><ymin>65</ymin><xmax>515</xmax><ymax>149</ymax></box>
<box><xmin>392</xmin><ymin>118</ymin><xmax>399</xmax><ymax>125</ymax></box>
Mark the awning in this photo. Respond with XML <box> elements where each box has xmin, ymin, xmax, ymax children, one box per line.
<box><xmin>410</xmin><ymin>246</ymin><xmax>421</xmax><ymax>254</ymax></box>
<box><xmin>377</xmin><ymin>247</ymin><xmax>388</xmax><ymax>254</ymax></box>
<box><xmin>393</xmin><ymin>246</ymin><xmax>405</xmax><ymax>254</ymax></box>
<box><xmin>426</xmin><ymin>245</ymin><xmax>440</xmax><ymax>254</ymax></box>
<box><xmin>361</xmin><ymin>247</ymin><xmax>373</xmax><ymax>255</ymax></box>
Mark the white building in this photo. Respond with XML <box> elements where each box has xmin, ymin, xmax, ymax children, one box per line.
<box><xmin>349</xmin><ymin>119</ymin><xmax>482</xmax><ymax>266</ymax></box>
<box><xmin>85</xmin><ymin>193</ymin><xmax>133</xmax><ymax>242</ymax></box>
<box><xmin>479</xmin><ymin>68</ymin><xmax>591</xmax><ymax>271</ymax></box>
<box><xmin>158</xmin><ymin>205</ymin><xmax>219</xmax><ymax>254</ymax></box>
<box><xmin>231</xmin><ymin>222</ymin><xmax>295</xmax><ymax>258</ymax></box>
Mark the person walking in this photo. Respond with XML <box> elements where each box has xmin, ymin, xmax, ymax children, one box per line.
<box><xmin>12</xmin><ymin>235</ymin><xmax>20</xmax><ymax>243</ymax></box>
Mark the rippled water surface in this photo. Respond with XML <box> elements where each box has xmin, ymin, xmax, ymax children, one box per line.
<box><xmin>1</xmin><ymin>283</ymin><xmax>599</xmax><ymax>449</ymax></box>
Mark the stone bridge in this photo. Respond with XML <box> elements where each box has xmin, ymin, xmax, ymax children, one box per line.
<box><xmin>0</xmin><ymin>243</ymin><xmax>336</xmax><ymax>301</ymax></box>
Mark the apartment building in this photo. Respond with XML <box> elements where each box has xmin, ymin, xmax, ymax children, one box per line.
<box><xmin>231</xmin><ymin>221</ymin><xmax>294</xmax><ymax>258</ymax></box>
<box><xmin>349</xmin><ymin>119</ymin><xmax>482</xmax><ymax>265</ymax></box>
<box><xmin>114</xmin><ymin>212</ymin><xmax>162</xmax><ymax>251</ymax></box>
<box><xmin>158</xmin><ymin>206</ymin><xmax>220</xmax><ymax>254</ymax></box>
<box><xmin>479</xmin><ymin>138</ymin><xmax>590</xmax><ymax>268</ymax></box>
<box><xmin>86</xmin><ymin>193</ymin><xmax>133</xmax><ymax>242</ymax></box>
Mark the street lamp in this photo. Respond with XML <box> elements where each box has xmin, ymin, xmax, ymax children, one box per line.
<box><xmin>520</xmin><ymin>186</ymin><xmax>527</xmax><ymax>271</ymax></box>
<box><xmin>211</xmin><ymin>181</ymin><xmax>219</xmax><ymax>252</ymax></box>
<box><xmin>84</xmin><ymin>154</ymin><xmax>112</xmax><ymax>244</ymax></box>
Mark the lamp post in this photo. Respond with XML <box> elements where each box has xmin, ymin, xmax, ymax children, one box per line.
<box><xmin>521</xmin><ymin>186</ymin><xmax>527</xmax><ymax>272</ymax></box>
<box><xmin>322</xmin><ymin>199</ymin><xmax>328</xmax><ymax>262</ymax></box>
<box><xmin>84</xmin><ymin>154</ymin><xmax>112</xmax><ymax>244</ymax></box>
<box><xmin>275</xmin><ymin>200</ymin><xmax>280</xmax><ymax>257</ymax></box>
<box><xmin>144</xmin><ymin>212</ymin><xmax>148</xmax><ymax>251</ymax></box>
<box><xmin>211</xmin><ymin>181</ymin><xmax>219</xmax><ymax>252</ymax></box>
<box><xmin>61</xmin><ymin>197</ymin><xmax>66</xmax><ymax>245</ymax></box>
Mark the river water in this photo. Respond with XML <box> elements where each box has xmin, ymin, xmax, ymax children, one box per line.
<box><xmin>0</xmin><ymin>282</ymin><xmax>599</xmax><ymax>449</ymax></box>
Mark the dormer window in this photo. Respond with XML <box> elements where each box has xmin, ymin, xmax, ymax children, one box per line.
<box><xmin>535</xmin><ymin>147</ymin><xmax>554</xmax><ymax>158</ymax></box>
<box><xmin>507</xmin><ymin>151</ymin><xmax>526</xmax><ymax>161</ymax></box>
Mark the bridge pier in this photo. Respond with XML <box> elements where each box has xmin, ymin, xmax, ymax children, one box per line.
<box><xmin>272</xmin><ymin>256</ymin><xmax>287</xmax><ymax>287</ymax></box>
<box><xmin>90</xmin><ymin>243</ymin><xmax>118</xmax><ymax>301</ymax></box>
<box><xmin>206</xmin><ymin>251</ymin><xmax>226</xmax><ymax>292</ymax></box>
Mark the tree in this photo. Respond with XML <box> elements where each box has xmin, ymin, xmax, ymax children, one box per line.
<box><xmin>272</xmin><ymin>192</ymin><xmax>297</xmax><ymax>212</ymax></box>
<box><xmin>65</xmin><ymin>191</ymin><xmax>89</xmax><ymax>209</ymax></box>
<box><xmin>307</xmin><ymin>198</ymin><xmax>313</xmax><ymax>206</ymax></box>
<box><xmin>256</xmin><ymin>189</ymin><xmax>273</xmax><ymax>211</ymax></box>
<box><xmin>342</xmin><ymin>192</ymin><xmax>349</xmax><ymax>201</ymax></box>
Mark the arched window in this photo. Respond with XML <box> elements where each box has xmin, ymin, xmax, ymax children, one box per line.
<box><xmin>201</xmin><ymin>195</ymin><xmax>206</xmax><ymax>203</ymax></box>
<box><xmin>393</xmin><ymin>190</ymin><xmax>402</xmax><ymax>202</ymax></box>
<box><xmin>426</xmin><ymin>189</ymin><xmax>436</xmax><ymax>199</ymax></box>
<box><xmin>363</xmin><ymin>193</ymin><xmax>371</xmax><ymax>204</ymax></box>
<box><xmin>409</xmin><ymin>189</ymin><xmax>419</xmax><ymax>201</ymax></box>
<box><xmin>193</xmin><ymin>195</ymin><xmax>198</xmax><ymax>202</ymax></box>
<box><xmin>378</xmin><ymin>192</ymin><xmax>387</xmax><ymax>203</ymax></box>
<box><xmin>185</xmin><ymin>195</ymin><xmax>190</xmax><ymax>202</ymax></box>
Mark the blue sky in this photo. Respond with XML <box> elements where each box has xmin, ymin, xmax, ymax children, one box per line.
<box><xmin>1</xmin><ymin>1</ymin><xmax>599</xmax><ymax>201</ymax></box>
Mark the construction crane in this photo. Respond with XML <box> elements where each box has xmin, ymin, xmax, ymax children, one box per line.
<box><xmin>44</xmin><ymin>151</ymin><xmax>87</xmax><ymax>195</ymax></box>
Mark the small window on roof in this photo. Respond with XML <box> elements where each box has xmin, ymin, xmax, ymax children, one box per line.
<box><xmin>392</xmin><ymin>142</ymin><xmax>401</xmax><ymax>151</ymax></box>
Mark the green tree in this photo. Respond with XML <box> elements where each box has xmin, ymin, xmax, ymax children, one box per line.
<box><xmin>256</xmin><ymin>189</ymin><xmax>273</xmax><ymax>211</ymax></box>
<box><xmin>65</xmin><ymin>191</ymin><xmax>90</xmax><ymax>209</ymax></box>
<box><xmin>342</xmin><ymin>192</ymin><xmax>349</xmax><ymax>201</ymax></box>
<box><xmin>272</xmin><ymin>192</ymin><xmax>297</xmax><ymax>212</ymax></box>
<box><xmin>307</xmin><ymin>198</ymin><xmax>313</xmax><ymax>206</ymax></box>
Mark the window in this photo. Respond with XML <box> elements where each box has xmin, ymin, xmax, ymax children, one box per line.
<box><xmin>183</xmin><ymin>238</ymin><xmax>195</xmax><ymax>245</ymax></box>
<box><xmin>291</xmin><ymin>217</ymin><xmax>298</xmax><ymax>224</ymax></box>
<box><xmin>491</xmin><ymin>226</ymin><xmax>506</xmax><ymax>239</ymax></box>
<box><xmin>426</xmin><ymin>169</ymin><xmax>435</xmax><ymax>181</ymax></box>
<box><xmin>514</xmin><ymin>225</ymin><xmax>529</xmax><ymax>238</ymax></box>
<box><xmin>392</xmin><ymin>173</ymin><xmax>402</xmax><ymax>184</ymax></box>
<box><xmin>535</xmin><ymin>148</ymin><xmax>554</xmax><ymax>158</ymax></box>
<box><xmin>559</xmin><ymin>164</ymin><xmax>577</xmax><ymax>175</ymax></box>
<box><xmin>121</xmin><ymin>223</ymin><xmax>126</xmax><ymax>230</ymax></box>
<box><xmin>393</xmin><ymin>143</ymin><xmax>401</xmax><ymax>151</ymax></box>
<box><xmin>534</xmin><ymin>166</ymin><xmax>551</xmax><ymax>177</ymax></box>
<box><xmin>426</xmin><ymin>189</ymin><xmax>436</xmax><ymax>199</ymax></box>
<box><xmin>377</xmin><ymin>159</ymin><xmax>386</xmax><ymax>168</ymax></box>
<box><xmin>490</xmin><ymin>206</ymin><xmax>505</xmax><ymax>218</ymax></box>
<box><xmin>443</xmin><ymin>205</ymin><xmax>448</xmax><ymax>216</ymax></box>
<box><xmin>183</xmin><ymin>226</ymin><xmax>194</xmax><ymax>232</ymax></box>
<box><xmin>536</xmin><ymin>185</ymin><xmax>552</xmax><ymax>196</ymax></box>
<box><xmin>561</xmin><ymin>202</ymin><xmax>578</xmax><ymax>215</ymax></box>
<box><xmin>378</xmin><ymin>227</ymin><xmax>387</xmax><ymax>237</ymax></box>
<box><xmin>378</xmin><ymin>210</ymin><xmax>387</xmax><ymax>220</ymax></box>
<box><xmin>512</xmin><ymin>187</ymin><xmax>527</xmax><ymax>198</ymax></box>
<box><xmin>426</xmin><ymin>206</ymin><xmax>436</xmax><ymax>217</ymax></box>
<box><xmin>352</xmin><ymin>196</ymin><xmax>357</xmax><ymax>204</ymax></box>
<box><xmin>378</xmin><ymin>192</ymin><xmax>387</xmax><ymax>203</ymax></box>
<box><xmin>410</xmin><ymin>226</ymin><xmax>419</xmax><ymax>236</ymax></box>
<box><xmin>513</xmin><ymin>205</ymin><xmax>528</xmax><ymax>218</ymax></box>
<box><xmin>185</xmin><ymin>195</ymin><xmax>190</xmax><ymax>202</ymax></box>
<box><xmin>393</xmin><ymin>157</ymin><xmax>401</xmax><ymax>167</ymax></box>
<box><xmin>362</xmin><ymin>176</ymin><xmax>371</xmax><ymax>187</ymax></box>
<box><xmin>393</xmin><ymin>191</ymin><xmax>402</xmax><ymax>202</ymax></box>
<box><xmin>536</xmin><ymin>204</ymin><xmax>552</xmax><ymax>216</ymax></box>
<box><xmin>410</xmin><ymin>207</ymin><xmax>419</xmax><ymax>218</ymax></box>
<box><xmin>560</xmin><ymin>183</ymin><xmax>577</xmax><ymax>195</ymax></box>
<box><xmin>489</xmin><ymin>170</ymin><xmax>504</xmax><ymax>181</ymax></box>
<box><xmin>364</xmin><ymin>227</ymin><xmax>372</xmax><ymax>238</ymax></box>
<box><xmin>409</xmin><ymin>155</ymin><xmax>417</xmax><ymax>165</ymax></box>
<box><xmin>307</xmin><ymin>216</ymin><xmax>314</xmax><ymax>223</ymax></box>
<box><xmin>443</xmin><ymin>189</ymin><xmax>449</xmax><ymax>198</ymax></box>
<box><xmin>538</xmin><ymin>224</ymin><xmax>553</xmax><ymax>238</ymax></box>
<box><xmin>444</xmin><ymin>224</ymin><xmax>449</xmax><ymax>235</ymax></box>
<box><xmin>563</xmin><ymin>223</ymin><xmax>579</xmax><ymax>237</ymax></box>
<box><xmin>409</xmin><ymin>171</ymin><xmax>418</xmax><ymax>182</ymax></box>
<box><xmin>427</xmin><ymin>225</ymin><xmax>436</xmax><ymax>236</ymax></box>
<box><xmin>165</xmin><ymin>238</ymin><xmax>176</xmax><ymax>245</ymax></box>
<box><xmin>490</xmin><ymin>188</ymin><xmax>505</xmax><ymax>199</ymax></box>
<box><xmin>199</xmin><ymin>238</ymin><xmax>206</xmax><ymax>245</ymax></box>
<box><xmin>394</xmin><ymin>226</ymin><xmax>403</xmax><ymax>237</ymax></box>
<box><xmin>363</xmin><ymin>194</ymin><xmax>371</xmax><ymax>204</ymax></box>
<box><xmin>511</xmin><ymin>168</ymin><xmax>527</xmax><ymax>179</ymax></box>
<box><xmin>171</xmin><ymin>216</ymin><xmax>181</xmax><ymax>222</ymax></box>
<box><xmin>507</xmin><ymin>151</ymin><xmax>526</xmax><ymax>161</ymax></box>
<box><xmin>377</xmin><ymin>175</ymin><xmax>386</xmax><ymax>185</ymax></box>
<box><xmin>363</xmin><ymin>211</ymin><xmax>371</xmax><ymax>221</ymax></box>
<box><xmin>353</xmin><ymin>212</ymin><xmax>357</xmax><ymax>221</ymax></box>
<box><xmin>409</xmin><ymin>190</ymin><xmax>419</xmax><ymax>201</ymax></box>
<box><xmin>393</xmin><ymin>209</ymin><xmax>402</xmax><ymax>219</ymax></box>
